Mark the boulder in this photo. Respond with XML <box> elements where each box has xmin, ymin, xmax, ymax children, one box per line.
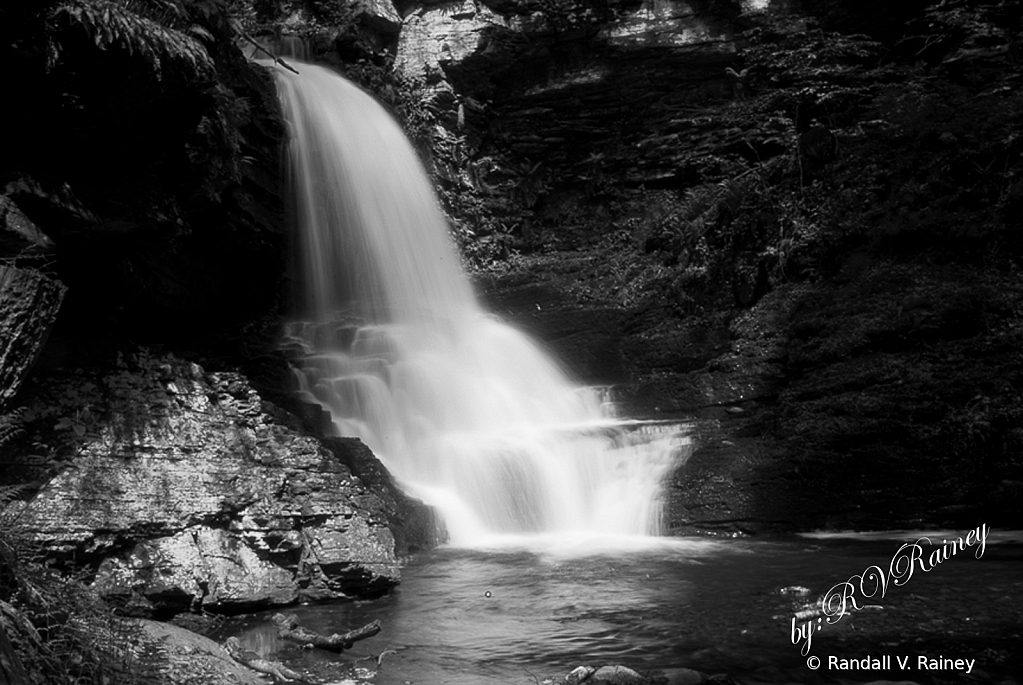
<box><xmin>12</xmin><ymin>352</ymin><xmax>436</xmax><ymax>613</ymax></box>
<box><xmin>590</xmin><ymin>665</ymin><xmax>644</xmax><ymax>685</ymax></box>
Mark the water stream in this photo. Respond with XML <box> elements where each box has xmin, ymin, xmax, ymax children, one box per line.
<box><xmin>276</xmin><ymin>61</ymin><xmax>687</xmax><ymax>545</ymax></box>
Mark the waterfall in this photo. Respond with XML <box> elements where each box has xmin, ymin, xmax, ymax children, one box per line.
<box><xmin>276</xmin><ymin>61</ymin><xmax>686</xmax><ymax>546</ymax></box>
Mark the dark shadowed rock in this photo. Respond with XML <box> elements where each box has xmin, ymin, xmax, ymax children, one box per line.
<box><xmin>0</xmin><ymin>195</ymin><xmax>54</xmax><ymax>259</ymax></box>
<box><xmin>0</xmin><ymin>266</ymin><xmax>66</xmax><ymax>408</ymax></box>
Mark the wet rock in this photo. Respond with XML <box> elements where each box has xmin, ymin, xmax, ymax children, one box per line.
<box><xmin>566</xmin><ymin>665</ymin><xmax>596</xmax><ymax>684</ymax></box>
<box><xmin>591</xmin><ymin>665</ymin><xmax>644</xmax><ymax>685</ymax></box>
<box><xmin>12</xmin><ymin>352</ymin><xmax>434</xmax><ymax>613</ymax></box>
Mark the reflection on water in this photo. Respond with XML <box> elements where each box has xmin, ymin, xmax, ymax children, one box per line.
<box><xmin>222</xmin><ymin>535</ymin><xmax>1023</xmax><ymax>684</ymax></box>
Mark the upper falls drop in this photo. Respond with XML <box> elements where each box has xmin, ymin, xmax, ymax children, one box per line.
<box><xmin>275</xmin><ymin>61</ymin><xmax>687</xmax><ymax>546</ymax></box>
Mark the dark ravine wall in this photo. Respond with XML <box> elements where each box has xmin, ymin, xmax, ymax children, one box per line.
<box><xmin>291</xmin><ymin>0</ymin><xmax>1023</xmax><ymax>535</ymax></box>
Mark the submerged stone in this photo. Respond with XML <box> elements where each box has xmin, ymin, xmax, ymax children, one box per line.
<box><xmin>591</xmin><ymin>665</ymin><xmax>644</xmax><ymax>685</ymax></box>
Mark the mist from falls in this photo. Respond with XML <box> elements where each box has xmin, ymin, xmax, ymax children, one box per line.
<box><xmin>276</xmin><ymin>61</ymin><xmax>686</xmax><ymax>546</ymax></box>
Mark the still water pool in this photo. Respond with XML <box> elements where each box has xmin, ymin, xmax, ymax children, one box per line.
<box><xmin>223</xmin><ymin>532</ymin><xmax>1022</xmax><ymax>684</ymax></box>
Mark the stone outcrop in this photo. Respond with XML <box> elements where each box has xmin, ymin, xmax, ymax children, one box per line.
<box><xmin>10</xmin><ymin>351</ymin><xmax>438</xmax><ymax>614</ymax></box>
<box><xmin>395</xmin><ymin>0</ymin><xmax>748</xmax><ymax>187</ymax></box>
<box><xmin>0</xmin><ymin>266</ymin><xmax>66</xmax><ymax>409</ymax></box>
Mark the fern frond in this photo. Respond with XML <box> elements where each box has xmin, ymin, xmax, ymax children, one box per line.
<box><xmin>0</xmin><ymin>483</ymin><xmax>31</xmax><ymax>505</ymax></box>
<box><xmin>0</xmin><ymin>409</ymin><xmax>25</xmax><ymax>448</ymax></box>
<box><xmin>49</xmin><ymin>0</ymin><xmax>215</xmax><ymax>80</ymax></box>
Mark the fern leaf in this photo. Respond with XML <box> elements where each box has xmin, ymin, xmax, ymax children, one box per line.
<box><xmin>0</xmin><ymin>410</ymin><xmax>25</xmax><ymax>448</ymax></box>
<box><xmin>187</xmin><ymin>24</ymin><xmax>214</xmax><ymax>43</ymax></box>
<box><xmin>50</xmin><ymin>0</ymin><xmax>215</xmax><ymax>80</ymax></box>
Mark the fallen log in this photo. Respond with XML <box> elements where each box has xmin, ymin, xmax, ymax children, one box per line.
<box><xmin>271</xmin><ymin>613</ymin><xmax>381</xmax><ymax>653</ymax></box>
<box><xmin>223</xmin><ymin>637</ymin><xmax>306</xmax><ymax>682</ymax></box>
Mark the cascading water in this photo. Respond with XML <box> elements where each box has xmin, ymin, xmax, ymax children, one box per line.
<box><xmin>275</xmin><ymin>61</ymin><xmax>688</xmax><ymax>545</ymax></box>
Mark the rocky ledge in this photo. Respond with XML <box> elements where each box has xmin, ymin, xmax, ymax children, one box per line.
<box><xmin>6</xmin><ymin>350</ymin><xmax>439</xmax><ymax>615</ymax></box>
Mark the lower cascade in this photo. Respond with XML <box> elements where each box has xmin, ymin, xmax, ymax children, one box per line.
<box><xmin>275</xmin><ymin>61</ymin><xmax>687</xmax><ymax>546</ymax></box>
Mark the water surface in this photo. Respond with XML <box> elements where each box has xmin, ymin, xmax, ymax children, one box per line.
<box><xmin>224</xmin><ymin>533</ymin><xmax>1022</xmax><ymax>684</ymax></box>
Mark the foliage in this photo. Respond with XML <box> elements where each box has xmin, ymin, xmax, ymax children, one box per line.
<box><xmin>0</xmin><ymin>410</ymin><xmax>25</xmax><ymax>452</ymax></box>
<box><xmin>0</xmin><ymin>410</ymin><xmax>60</xmax><ymax>519</ymax></box>
<box><xmin>0</xmin><ymin>544</ymin><xmax>171</xmax><ymax>684</ymax></box>
<box><xmin>527</xmin><ymin>0</ymin><xmax>638</xmax><ymax>35</ymax></box>
<box><xmin>635</xmin><ymin>2</ymin><xmax>1022</xmax><ymax>308</ymax></box>
<box><xmin>382</xmin><ymin>73</ymin><xmax>533</xmax><ymax>270</ymax></box>
<box><xmin>1</xmin><ymin>0</ymin><xmax>279</xmax><ymax>242</ymax></box>
<box><xmin>1</xmin><ymin>407</ymin><xmax>169</xmax><ymax>684</ymax></box>
<box><xmin>899</xmin><ymin>0</ymin><xmax>1018</xmax><ymax>66</ymax></box>
<box><xmin>46</xmin><ymin>0</ymin><xmax>221</xmax><ymax>80</ymax></box>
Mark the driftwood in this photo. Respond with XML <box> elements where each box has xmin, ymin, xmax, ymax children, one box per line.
<box><xmin>271</xmin><ymin>613</ymin><xmax>381</xmax><ymax>653</ymax></box>
<box><xmin>239</xmin><ymin>32</ymin><xmax>300</xmax><ymax>74</ymax></box>
<box><xmin>0</xmin><ymin>266</ymin><xmax>66</xmax><ymax>407</ymax></box>
<box><xmin>223</xmin><ymin>637</ymin><xmax>306</xmax><ymax>682</ymax></box>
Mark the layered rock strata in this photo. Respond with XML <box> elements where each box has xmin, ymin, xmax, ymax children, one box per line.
<box><xmin>10</xmin><ymin>352</ymin><xmax>437</xmax><ymax>614</ymax></box>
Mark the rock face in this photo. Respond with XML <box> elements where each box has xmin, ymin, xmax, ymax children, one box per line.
<box><xmin>12</xmin><ymin>352</ymin><xmax>438</xmax><ymax>614</ymax></box>
<box><xmin>0</xmin><ymin>266</ymin><xmax>66</xmax><ymax>408</ymax></box>
<box><xmin>395</xmin><ymin>0</ymin><xmax>744</xmax><ymax>187</ymax></box>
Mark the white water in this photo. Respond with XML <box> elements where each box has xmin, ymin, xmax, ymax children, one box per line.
<box><xmin>276</xmin><ymin>62</ymin><xmax>687</xmax><ymax>545</ymax></box>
